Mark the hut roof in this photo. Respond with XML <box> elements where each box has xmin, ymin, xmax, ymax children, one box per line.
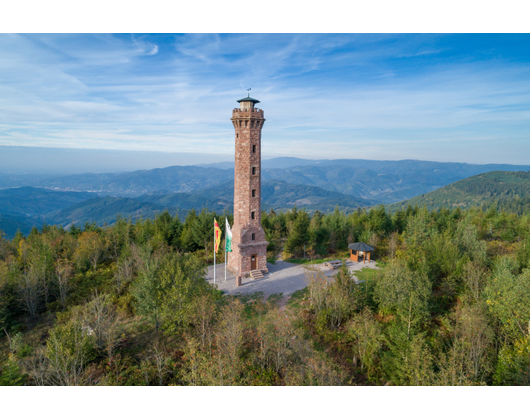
<box><xmin>348</xmin><ymin>242</ymin><xmax>374</xmax><ymax>252</ymax></box>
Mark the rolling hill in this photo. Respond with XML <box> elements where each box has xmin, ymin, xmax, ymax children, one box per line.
<box><xmin>0</xmin><ymin>213</ymin><xmax>42</xmax><ymax>238</ymax></box>
<box><xmin>8</xmin><ymin>158</ymin><xmax>528</xmax><ymax>204</ymax></box>
<box><xmin>50</xmin><ymin>197</ymin><xmax>169</xmax><ymax>228</ymax></box>
<box><xmin>34</xmin><ymin>166</ymin><xmax>233</xmax><ymax>196</ymax></box>
<box><xmin>262</xmin><ymin>159</ymin><xmax>530</xmax><ymax>203</ymax></box>
<box><xmin>0</xmin><ymin>180</ymin><xmax>372</xmax><ymax>238</ymax></box>
<box><xmin>139</xmin><ymin>180</ymin><xmax>373</xmax><ymax>214</ymax></box>
<box><xmin>387</xmin><ymin>171</ymin><xmax>530</xmax><ymax>214</ymax></box>
<box><xmin>0</xmin><ymin>187</ymin><xmax>98</xmax><ymax>236</ymax></box>
<box><xmin>45</xmin><ymin>181</ymin><xmax>371</xmax><ymax>231</ymax></box>
<box><xmin>0</xmin><ymin>187</ymin><xmax>97</xmax><ymax>218</ymax></box>
<box><xmin>3</xmin><ymin>163</ymin><xmax>530</xmax><ymax>238</ymax></box>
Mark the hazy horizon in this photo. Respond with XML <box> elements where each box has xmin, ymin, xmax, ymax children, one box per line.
<box><xmin>2</xmin><ymin>34</ymin><xmax>530</xmax><ymax>167</ymax></box>
<box><xmin>1</xmin><ymin>145</ymin><xmax>529</xmax><ymax>175</ymax></box>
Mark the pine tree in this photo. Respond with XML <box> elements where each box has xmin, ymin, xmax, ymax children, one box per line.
<box><xmin>192</xmin><ymin>209</ymin><xmax>216</xmax><ymax>263</ymax></box>
<box><xmin>285</xmin><ymin>211</ymin><xmax>310</xmax><ymax>257</ymax></box>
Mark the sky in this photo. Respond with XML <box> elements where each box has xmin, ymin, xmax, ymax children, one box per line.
<box><xmin>1</xmin><ymin>33</ymin><xmax>530</xmax><ymax>171</ymax></box>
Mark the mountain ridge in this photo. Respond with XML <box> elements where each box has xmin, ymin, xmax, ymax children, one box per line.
<box><xmin>387</xmin><ymin>171</ymin><xmax>530</xmax><ymax>213</ymax></box>
<box><xmin>3</xmin><ymin>158</ymin><xmax>529</xmax><ymax>204</ymax></box>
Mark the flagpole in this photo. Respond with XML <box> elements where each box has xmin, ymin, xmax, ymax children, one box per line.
<box><xmin>225</xmin><ymin>220</ymin><xmax>227</xmax><ymax>283</ymax></box>
<box><xmin>213</xmin><ymin>219</ymin><xmax>217</xmax><ymax>284</ymax></box>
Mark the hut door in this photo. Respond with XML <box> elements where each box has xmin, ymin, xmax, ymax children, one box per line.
<box><xmin>251</xmin><ymin>255</ymin><xmax>257</xmax><ymax>270</ymax></box>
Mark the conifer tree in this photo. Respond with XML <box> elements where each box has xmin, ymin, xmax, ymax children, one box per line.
<box><xmin>285</xmin><ymin>211</ymin><xmax>310</xmax><ymax>257</ymax></box>
<box><xmin>192</xmin><ymin>209</ymin><xmax>216</xmax><ymax>263</ymax></box>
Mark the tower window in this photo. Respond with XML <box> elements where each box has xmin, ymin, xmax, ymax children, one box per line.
<box><xmin>251</xmin><ymin>211</ymin><xmax>255</xmax><ymax>220</ymax></box>
<box><xmin>252</xmin><ymin>189</ymin><xmax>256</xmax><ymax>197</ymax></box>
<box><xmin>252</xmin><ymin>167</ymin><xmax>256</xmax><ymax>175</ymax></box>
<box><xmin>252</xmin><ymin>144</ymin><xmax>256</xmax><ymax>153</ymax></box>
<box><xmin>252</xmin><ymin>233</ymin><xmax>255</xmax><ymax>240</ymax></box>
<box><xmin>236</xmin><ymin>133</ymin><xmax>238</xmax><ymax>138</ymax></box>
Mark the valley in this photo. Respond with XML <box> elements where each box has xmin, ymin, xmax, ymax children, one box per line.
<box><xmin>1</xmin><ymin>158</ymin><xmax>530</xmax><ymax>238</ymax></box>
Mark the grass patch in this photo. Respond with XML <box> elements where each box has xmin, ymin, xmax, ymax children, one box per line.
<box><xmin>354</xmin><ymin>267</ymin><xmax>380</xmax><ymax>282</ymax></box>
<box><xmin>267</xmin><ymin>293</ymin><xmax>283</xmax><ymax>306</ymax></box>
<box><xmin>286</xmin><ymin>252</ymin><xmax>350</xmax><ymax>266</ymax></box>
<box><xmin>266</xmin><ymin>258</ymin><xmax>276</xmax><ymax>265</ymax></box>
<box><xmin>287</xmin><ymin>287</ymin><xmax>309</xmax><ymax>309</ymax></box>
<box><xmin>235</xmin><ymin>292</ymin><xmax>265</xmax><ymax>319</ymax></box>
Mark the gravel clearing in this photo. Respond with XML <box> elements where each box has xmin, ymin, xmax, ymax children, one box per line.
<box><xmin>206</xmin><ymin>259</ymin><xmax>378</xmax><ymax>298</ymax></box>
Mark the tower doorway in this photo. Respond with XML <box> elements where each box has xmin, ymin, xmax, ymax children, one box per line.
<box><xmin>251</xmin><ymin>255</ymin><xmax>257</xmax><ymax>270</ymax></box>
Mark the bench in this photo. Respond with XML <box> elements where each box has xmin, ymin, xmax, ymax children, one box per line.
<box><xmin>324</xmin><ymin>260</ymin><xmax>343</xmax><ymax>270</ymax></box>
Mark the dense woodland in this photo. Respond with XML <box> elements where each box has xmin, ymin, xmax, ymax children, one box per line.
<box><xmin>1</xmin><ymin>204</ymin><xmax>530</xmax><ymax>385</ymax></box>
<box><xmin>391</xmin><ymin>171</ymin><xmax>530</xmax><ymax>215</ymax></box>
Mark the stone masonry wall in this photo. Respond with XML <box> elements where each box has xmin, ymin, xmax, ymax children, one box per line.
<box><xmin>227</xmin><ymin>105</ymin><xmax>269</xmax><ymax>277</ymax></box>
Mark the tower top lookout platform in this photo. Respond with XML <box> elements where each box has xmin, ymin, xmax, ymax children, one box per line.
<box><xmin>237</xmin><ymin>95</ymin><xmax>260</xmax><ymax>109</ymax></box>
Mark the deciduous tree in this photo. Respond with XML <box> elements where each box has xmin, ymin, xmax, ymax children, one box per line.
<box><xmin>75</xmin><ymin>231</ymin><xmax>105</xmax><ymax>270</ymax></box>
<box><xmin>45</xmin><ymin>320</ymin><xmax>95</xmax><ymax>386</ymax></box>
<box><xmin>485</xmin><ymin>258</ymin><xmax>530</xmax><ymax>340</ymax></box>
<box><xmin>348</xmin><ymin>308</ymin><xmax>382</xmax><ymax>375</ymax></box>
<box><xmin>54</xmin><ymin>258</ymin><xmax>73</xmax><ymax>311</ymax></box>
<box><xmin>159</xmin><ymin>253</ymin><xmax>208</xmax><ymax>333</ymax></box>
<box><xmin>15</xmin><ymin>266</ymin><xmax>42</xmax><ymax>320</ymax></box>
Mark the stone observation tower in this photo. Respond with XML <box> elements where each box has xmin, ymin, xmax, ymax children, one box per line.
<box><xmin>227</xmin><ymin>95</ymin><xmax>268</xmax><ymax>277</ymax></box>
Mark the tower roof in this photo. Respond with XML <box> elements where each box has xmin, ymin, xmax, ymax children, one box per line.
<box><xmin>237</xmin><ymin>95</ymin><xmax>260</xmax><ymax>104</ymax></box>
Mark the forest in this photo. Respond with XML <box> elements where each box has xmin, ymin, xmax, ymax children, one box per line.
<box><xmin>391</xmin><ymin>171</ymin><xmax>530</xmax><ymax>215</ymax></box>
<box><xmin>1</xmin><ymin>203</ymin><xmax>530</xmax><ymax>385</ymax></box>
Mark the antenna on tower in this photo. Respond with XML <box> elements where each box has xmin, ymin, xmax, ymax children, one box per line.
<box><xmin>247</xmin><ymin>88</ymin><xmax>251</xmax><ymax>97</ymax></box>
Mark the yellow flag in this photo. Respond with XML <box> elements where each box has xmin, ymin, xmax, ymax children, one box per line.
<box><xmin>214</xmin><ymin>218</ymin><xmax>222</xmax><ymax>253</ymax></box>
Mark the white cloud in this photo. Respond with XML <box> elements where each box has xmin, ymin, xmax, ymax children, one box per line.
<box><xmin>0</xmin><ymin>34</ymin><xmax>529</xmax><ymax>165</ymax></box>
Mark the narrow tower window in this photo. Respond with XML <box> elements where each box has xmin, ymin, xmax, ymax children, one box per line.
<box><xmin>251</xmin><ymin>211</ymin><xmax>255</xmax><ymax>220</ymax></box>
<box><xmin>252</xmin><ymin>189</ymin><xmax>256</xmax><ymax>197</ymax></box>
<box><xmin>252</xmin><ymin>167</ymin><xmax>256</xmax><ymax>175</ymax></box>
<box><xmin>252</xmin><ymin>144</ymin><xmax>256</xmax><ymax>153</ymax></box>
<box><xmin>252</xmin><ymin>233</ymin><xmax>255</xmax><ymax>240</ymax></box>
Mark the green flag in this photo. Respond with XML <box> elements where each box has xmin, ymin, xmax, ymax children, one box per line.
<box><xmin>225</xmin><ymin>219</ymin><xmax>232</xmax><ymax>252</ymax></box>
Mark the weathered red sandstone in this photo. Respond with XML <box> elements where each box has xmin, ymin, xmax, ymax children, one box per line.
<box><xmin>227</xmin><ymin>98</ymin><xmax>268</xmax><ymax>277</ymax></box>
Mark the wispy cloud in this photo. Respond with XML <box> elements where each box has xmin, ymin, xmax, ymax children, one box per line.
<box><xmin>0</xmin><ymin>34</ymin><xmax>529</xmax><ymax>165</ymax></box>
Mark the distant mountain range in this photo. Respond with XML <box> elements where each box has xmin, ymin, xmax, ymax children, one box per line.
<box><xmin>3</xmin><ymin>158</ymin><xmax>530</xmax><ymax>204</ymax></box>
<box><xmin>0</xmin><ymin>213</ymin><xmax>42</xmax><ymax>239</ymax></box>
<box><xmin>0</xmin><ymin>186</ymin><xmax>97</xmax><ymax>218</ymax></box>
<box><xmin>388</xmin><ymin>171</ymin><xmax>530</xmax><ymax>214</ymax></box>
<box><xmin>1</xmin><ymin>157</ymin><xmax>530</xmax><ymax>238</ymax></box>
<box><xmin>0</xmin><ymin>181</ymin><xmax>371</xmax><ymax>235</ymax></box>
<box><xmin>139</xmin><ymin>180</ymin><xmax>372</xmax><ymax>214</ymax></box>
<box><xmin>51</xmin><ymin>196</ymin><xmax>171</xmax><ymax>228</ymax></box>
<box><xmin>263</xmin><ymin>159</ymin><xmax>530</xmax><ymax>203</ymax></box>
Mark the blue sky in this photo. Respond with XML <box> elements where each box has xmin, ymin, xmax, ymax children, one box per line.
<box><xmin>1</xmin><ymin>33</ymin><xmax>530</xmax><ymax>165</ymax></box>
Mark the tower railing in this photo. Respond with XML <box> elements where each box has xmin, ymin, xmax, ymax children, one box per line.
<box><xmin>233</xmin><ymin>108</ymin><xmax>263</xmax><ymax>113</ymax></box>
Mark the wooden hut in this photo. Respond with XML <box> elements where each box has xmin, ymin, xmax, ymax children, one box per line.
<box><xmin>348</xmin><ymin>242</ymin><xmax>374</xmax><ymax>263</ymax></box>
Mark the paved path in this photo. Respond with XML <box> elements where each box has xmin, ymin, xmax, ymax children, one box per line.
<box><xmin>206</xmin><ymin>259</ymin><xmax>378</xmax><ymax>298</ymax></box>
